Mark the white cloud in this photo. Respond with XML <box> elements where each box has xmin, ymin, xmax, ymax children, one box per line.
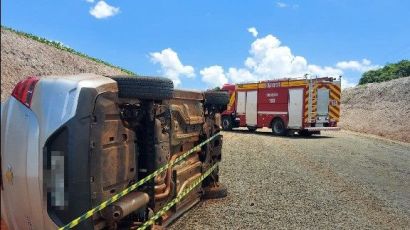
<box><xmin>200</xmin><ymin>66</ymin><xmax>228</xmax><ymax>88</ymax></box>
<box><xmin>85</xmin><ymin>0</ymin><xmax>94</xmax><ymax>3</ymax></box>
<box><xmin>150</xmin><ymin>28</ymin><xmax>378</xmax><ymax>90</ymax></box>
<box><xmin>336</xmin><ymin>59</ymin><xmax>380</xmax><ymax>72</ymax></box>
<box><xmin>89</xmin><ymin>1</ymin><xmax>120</xmax><ymax>19</ymax></box>
<box><xmin>150</xmin><ymin>48</ymin><xmax>195</xmax><ymax>87</ymax></box>
<box><xmin>276</xmin><ymin>2</ymin><xmax>288</xmax><ymax>8</ymax></box>
<box><xmin>341</xmin><ymin>78</ymin><xmax>356</xmax><ymax>89</ymax></box>
<box><xmin>200</xmin><ymin>32</ymin><xmax>376</xmax><ymax>89</ymax></box>
<box><xmin>247</xmin><ymin>27</ymin><xmax>258</xmax><ymax>37</ymax></box>
<box><xmin>244</xmin><ymin>35</ymin><xmax>310</xmax><ymax>79</ymax></box>
<box><xmin>227</xmin><ymin>68</ymin><xmax>256</xmax><ymax>83</ymax></box>
<box><xmin>307</xmin><ymin>65</ymin><xmax>343</xmax><ymax>77</ymax></box>
<box><xmin>276</xmin><ymin>2</ymin><xmax>300</xmax><ymax>9</ymax></box>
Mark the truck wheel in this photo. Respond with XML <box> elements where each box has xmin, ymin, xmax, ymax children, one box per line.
<box><xmin>247</xmin><ymin>127</ymin><xmax>257</xmax><ymax>132</ymax></box>
<box><xmin>299</xmin><ymin>130</ymin><xmax>313</xmax><ymax>137</ymax></box>
<box><xmin>109</xmin><ymin>76</ymin><xmax>174</xmax><ymax>100</ymax></box>
<box><xmin>272</xmin><ymin>118</ymin><xmax>287</xmax><ymax>136</ymax></box>
<box><xmin>204</xmin><ymin>91</ymin><xmax>230</xmax><ymax>106</ymax></box>
<box><xmin>221</xmin><ymin>116</ymin><xmax>233</xmax><ymax>131</ymax></box>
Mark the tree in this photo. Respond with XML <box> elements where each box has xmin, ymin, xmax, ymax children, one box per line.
<box><xmin>359</xmin><ymin>60</ymin><xmax>410</xmax><ymax>84</ymax></box>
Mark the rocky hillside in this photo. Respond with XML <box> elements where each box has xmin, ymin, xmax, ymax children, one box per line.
<box><xmin>1</xmin><ymin>27</ymin><xmax>132</xmax><ymax>101</ymax></box>
<box><xmin>340</xmin><ymin>76</ymin><xmax>410</xmax><ymax>143</ymax></box>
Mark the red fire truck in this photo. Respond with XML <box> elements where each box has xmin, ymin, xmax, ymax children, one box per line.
<box><xmin>220</xmin><ymin>77</ymin><xmax>341</xmax><ymax>136</ymax></box>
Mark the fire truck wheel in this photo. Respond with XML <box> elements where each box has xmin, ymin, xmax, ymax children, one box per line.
<box><xmin>247</xmin><ymin>127</ymin><xmax>257</xmax><ymax>132</ymax></box>
<box><xmin>222</xmin><ymin>116</ymin><xmax>233</xmax><ymax>131</ymax></box>
<box><xmin>272</xmin><ymin>118</ymin><xmax>287</xmax><ymax>136</ymax></box>
<box><xmin>299</xmin><ymin>130</ymin><xmax>313</xmax><ymax>137</ymax></box>
<box><xmin>204</xmin><ymin>91</ymin><xmax>230</xmax><ymax>106</ymax></box>
<box><xmin>109</xmin><ymin>76</ymin><xmax>174</xmax><ymax>100</ymax></box>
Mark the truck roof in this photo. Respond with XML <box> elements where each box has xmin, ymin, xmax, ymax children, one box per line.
<box><xmin>222</xmin><ymin>76</ymin><xmax>340</xmax><ymax>89</ymax></box>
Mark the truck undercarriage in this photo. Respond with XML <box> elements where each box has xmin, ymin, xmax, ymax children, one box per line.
<box><xmin>1</xmin><ymin>74</ymin><xmax>229</xmax><ymax>230</ymax></box>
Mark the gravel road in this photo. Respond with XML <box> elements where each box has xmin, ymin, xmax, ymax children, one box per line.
<box><xmin>170</xmin><ymin>129</ymin><xmax>410</xmax><ymax>229</ymax></box>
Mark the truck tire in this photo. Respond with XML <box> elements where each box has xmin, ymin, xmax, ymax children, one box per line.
<box><xmin>247</xmin><ymin>126</ymin><xmax>257</xmax><ymax>132</ymax></box>
<box><xmin>109</xmin><ymin>76</ymin><xmax>174</xmax><ymax>100</ymax></box>
<box><xmin>204</xmin><ymin>91</ymin><xmax>230</xmax><ymax>106</ymax></box>
<box><xmin>299</xmin><ymin>130</ymin><xmax>313</xmax><ymax>137</ymax></box>
<box><xmin>272</xmin><ymin>118</ymin><xmax>287</xmax><ymax>136</ymax></box>
<box><xmin>221</xmin><ymin>116</ymin><xmax>233</xmax><ymax>131</ymax></box>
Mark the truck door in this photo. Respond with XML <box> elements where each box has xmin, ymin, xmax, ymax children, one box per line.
<box><xmin>245</xmin><ymin>91</ymin><xmax>258</xmax><ymax>126</ymax></box>
<box><xmin>288</xmin><ymin>88</ymin><xmax>303</xmax><ymax>129</ymax></box>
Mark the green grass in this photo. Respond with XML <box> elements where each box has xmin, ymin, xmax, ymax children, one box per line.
<box><xmin>1</xmin><ymin>25</ymin><xmax>136</xmax><ymax>76</ymax></box>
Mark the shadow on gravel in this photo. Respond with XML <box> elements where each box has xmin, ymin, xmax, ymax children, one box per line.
<box><xmin>223</xmin><ymin>129</ymin><xmax>335</xmax><ymax>139</ymax></box>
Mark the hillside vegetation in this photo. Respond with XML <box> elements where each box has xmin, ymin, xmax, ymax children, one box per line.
<box><xmin>1</xmin><ymin>27</ymin><xmax>134</xmax><ymax>101</ymax></box>
<box><xmin>1</xmin><ymin>26</ymin><xmax>135</xmax><ymax>75</ymax></box>
<box><xmin>340</xmin><ymin>76</ymin><xmax>410</xmax><ymax>142</ymax></box>
<box><xmin>359</xmin><ymin>60</ymin><xmax>410</xmax><ymax>84</ymax></box>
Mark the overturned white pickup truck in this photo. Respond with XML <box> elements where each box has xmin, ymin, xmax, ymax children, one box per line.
<box><xmin>1</xmin><ymin>74</ymin><xmax>228</xmax><ymax>229</ymax></box>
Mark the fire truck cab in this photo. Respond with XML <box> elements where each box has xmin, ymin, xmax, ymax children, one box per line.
<box><xmin>221</xmin><ymin>77</ymin><xmax>341</xmax><ymax>136</ymax></box>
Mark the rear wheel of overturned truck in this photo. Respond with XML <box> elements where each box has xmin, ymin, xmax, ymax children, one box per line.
<box><xmin>109</xmin><ymin>76</ymin><xmax>174</xmax><ymax>100</ymax></box>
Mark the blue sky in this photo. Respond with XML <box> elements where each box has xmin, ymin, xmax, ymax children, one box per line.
<box><xmin>2</xmin><ymin>0</ymin><xmax>409</xmax><ymax>89</ymax></box>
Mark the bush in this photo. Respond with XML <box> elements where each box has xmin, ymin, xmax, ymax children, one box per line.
<box><xmin>359</xmin><ymin>60</ymin><xmax>410</xmax><ymax>85</ymax></box>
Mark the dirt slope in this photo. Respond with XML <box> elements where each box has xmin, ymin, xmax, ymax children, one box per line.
<box><xmin>1</xmin><ymin>28</ymin><xmax>130</xmax><ymax>102</ymax></box>
<box><xmin>340</xmin><ymin>76</ymin><xmax>410</xmax><ymax>142</ymax></box>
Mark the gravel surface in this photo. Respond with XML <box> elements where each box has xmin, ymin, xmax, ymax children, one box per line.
<box><xmin>340</xmin><ymin>77</ymin><xmax>410</xmax><ymax>143</ymax></box>
<box><xmin>1</xmin><ymin>28</ymin><xmax>130</xmax><ymax>102</ymax></box>
<box><xmin>170</xmin><ymin>129</ymin><xmax>410</xmax><ymax>229</ymax></box>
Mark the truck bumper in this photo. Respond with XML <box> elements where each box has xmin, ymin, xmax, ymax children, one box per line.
<box><xmin>304</xmin><ymin>127</ymin><xmax>341</xmax><ymax>131</ymax></box>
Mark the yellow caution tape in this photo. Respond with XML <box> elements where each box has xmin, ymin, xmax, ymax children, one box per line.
<box><xmin>59</xmin><ymin>133</ymin><xmax>221</xmax><ymax>230</ymax></box>
<box><xmin>138</xmin><ymin>163</ymin><xmax>218</xmax><ymax>230</ymax></box>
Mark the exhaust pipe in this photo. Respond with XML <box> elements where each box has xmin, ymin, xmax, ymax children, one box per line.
<box><xmin>102</xmin><ymin>192</ymin><xmax>150</xmax><ymax>221</ymax></box>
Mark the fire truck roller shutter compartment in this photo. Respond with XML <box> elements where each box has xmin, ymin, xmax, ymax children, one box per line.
<box><xmin>288</xmin><ymin>88</ymin><xmax>304</xmax><ymax>129</ymax></box>
<box><xmin>245</xmin><ymin>91</ymin><xmax>258</xmax><ymax>126</ymax></box>
<box><xmin>236</xmin><ymin>91</ymin><xmax>246</xmax><ymax>115</ymax></box>
<box><xmin>317</xmin><ymin>88</ymin><xmax>330</xmax><ymax>125</ymax></box>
